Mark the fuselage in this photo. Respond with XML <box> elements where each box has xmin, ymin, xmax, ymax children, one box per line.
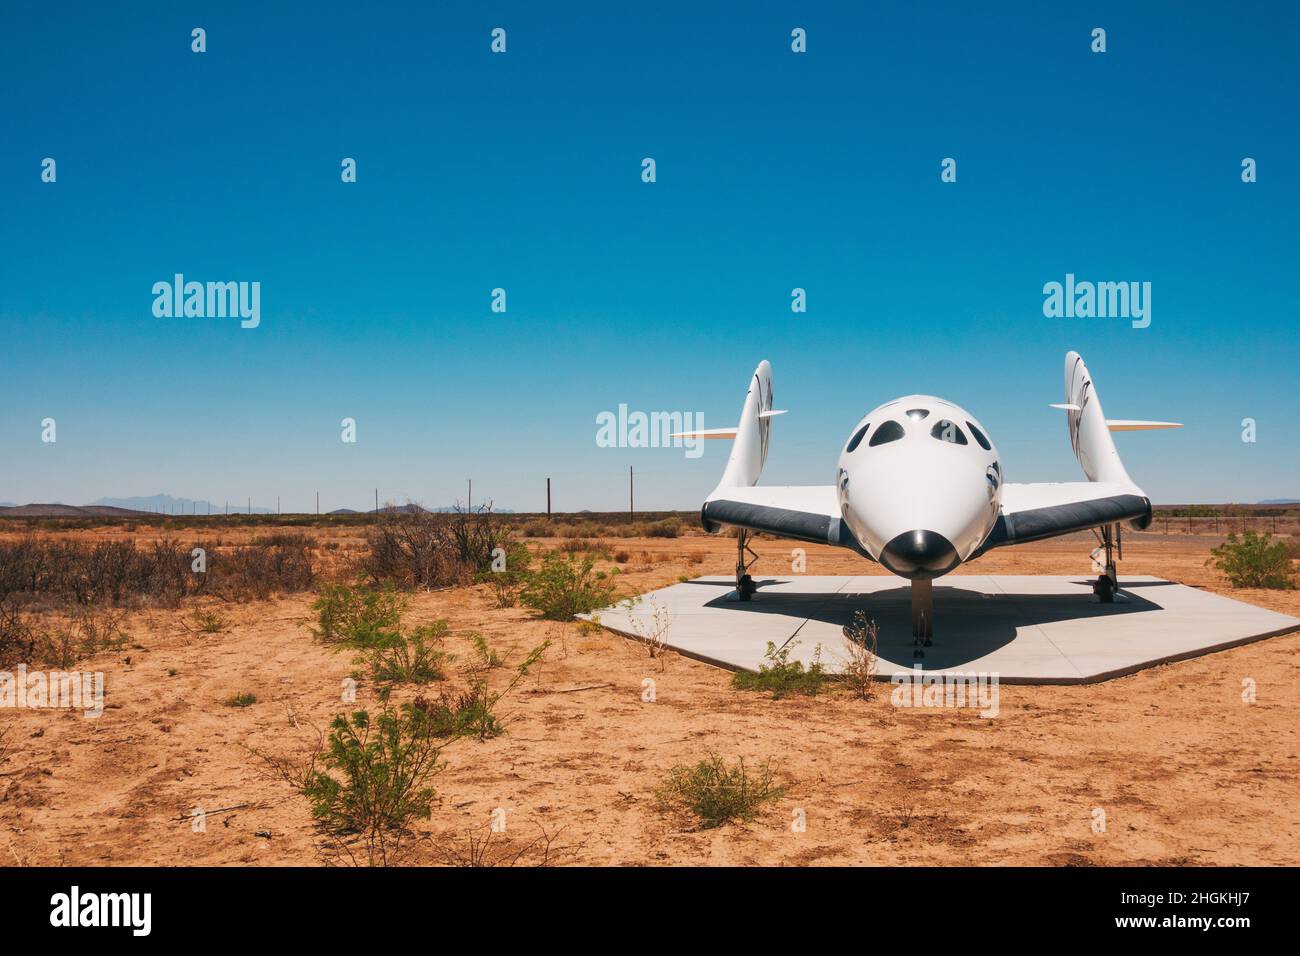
<box><xmin>836</xmin><ymin>395</ymin><xmax>1001</xmax><ymax>580</ymax></box>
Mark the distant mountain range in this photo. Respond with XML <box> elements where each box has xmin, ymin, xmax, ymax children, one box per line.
<box><xmin>0</xmin><ymin>495</ymin><xmax>514</xmax><ymax>517</ymax></box>
<box><xmin>0</xmin><ymin>503</ymin><xmax>153</xmax><ymax>517</ymax></box>
<box><xmin>1259</xmin><ymin>499</ymin><xmax>1300</xmax><ymax>505</ymax></box>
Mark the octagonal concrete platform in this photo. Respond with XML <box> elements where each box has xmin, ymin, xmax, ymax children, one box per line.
<box><xmin>582</xmin><ymin>575</ymin><xmax>1300</xmax><ymax>684</ymax></box>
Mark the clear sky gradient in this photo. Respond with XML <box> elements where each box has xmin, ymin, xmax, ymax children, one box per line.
<box><xmin>2</xmin><ymin>1</ymin><xmax>1297</xmax><ymax>511</ymax></box>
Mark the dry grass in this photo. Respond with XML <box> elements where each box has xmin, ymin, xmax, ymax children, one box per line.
<box><xmin>0</xmin><ymin>520</ymin><xmax>1297</xmax><ymax>866</ymax></box>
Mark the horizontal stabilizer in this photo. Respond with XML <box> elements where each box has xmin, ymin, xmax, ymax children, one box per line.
<box><xmin>671</xmin><ymin>409</ymin><xmax>786</xmax><ymax>440</ymax></box>
<box><xmin>668</xmin><ymin>427</ymin><xmax>739</xmax><ymax>440</ymax></box>
<box><xmin>1049</xmin><ymin>403</ymin><xmax>1081</xmax><ymax>411</ymax></box>
<box><xmin>1105</xmin><ymin>419</ymin><xmax>1183</xmax><ymax>431</ymax></box>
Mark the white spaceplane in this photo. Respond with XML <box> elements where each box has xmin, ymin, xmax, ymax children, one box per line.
<box><xmin>677</xmin><ymin>352</ymin><xmax>1181</xmax><ymax>650</ymax></box>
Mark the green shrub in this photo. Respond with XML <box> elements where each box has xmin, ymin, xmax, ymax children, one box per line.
<box><xmin>476</xmin><ymin>541</ymin><xmax>533</xmax><ymax>608</ymax></box>
<box><xmin>520</xmin><ymin>552</ymin><xmax>619</xmax><ymax>620</ymax></box>
<box><xmin>468</xmin><ymin>632</ymin><xmax>503</xmax><ymax>669</ymax></box>
<box><xmin>311</xmin><ymin>582</ymin><xmax>406</xmax><ymax>647</ymax></box>
<box><xmin>303</xmin><ymin>701</ymin><xmax>448</xmax><ymax>864</ymax></box>
<box><xmin>419</xmin><ymin>686</ymin><xmax>503</xmax><ymax>741</ymax></box>
<box><xmin>190</xmin><ymin>608</ymin><xmax>228</xmax><ymax>633</ymax></box>
<box><xmin>224</xmin><ymin>692</ymin><xmax>257</xmax><ymax>708</ymax></box>
<box><xmin>364</xmin><ymin>622</ymin><xmax>450</xmax><ymax>684</ymax></box>
<box><xmin>1210</xmin><ymin>532</ymin><xmax>1296</xmax><ymax>589</ymax></box>
<box><xmin>731</xmin><ymin>640</ymin><xmax>827</xmax><ymax>699</ymax></box>
<box><xmin>416</xmin><ymin>634</ymin><xmax>549</xmax><ymax>741</ymax></box>
<box><xmin>657</xmin><ymin>755</ymin><xmax>785</xmax><ymax>829</ymax></box>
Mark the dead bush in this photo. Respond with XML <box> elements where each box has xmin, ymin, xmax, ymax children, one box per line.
<box><xmin>557</xmin><ymin>537</ymin><xmax>611</xmax><ymax>558</ymax></box>
<box><xmin>519</xmin><ymin>519</ymin><xmax>552</xmax><ymax>538</ymax></box>
<box><xmin>0</xmin><ymin>533</ymin><xmax>316</xmax><ymax>607</ymax></box>
<box><xmin>30</xmin><ymin>604</ymin><xmax>130</xmax><ymax>669</ymax></box>
<box><xmin>363</xmin><ymin>507</ymin><xmax>514</xmax><ymax>589</ymax></box>
<box><xmin>213</xmin><ymin>533</ymin><xmax>316</xmax><ymax>599</ymax></box>
<box><xmin>0</xmin><ymin>598</ymin><xmax>37</xmax><ymax>668</ymax></box>
<box><xmin>839</xmin><ymin>610</ymin><xmax>880</xmax><ymax>700</ymax></box>
<box><xmin>643</xmin><ymin>518</ymin><xmax>682</xmax><ymax>538</ymax></box>
<box><xmin>436</xmin><ymin>822</ymin><xmax>578</xmax><ymax>867</ymax></box>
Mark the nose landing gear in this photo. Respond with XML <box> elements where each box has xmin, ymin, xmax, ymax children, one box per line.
<box><xmin>911</xmin><ymin>578</ymin><xmax>934</xmax><ymax>657</ymax></box>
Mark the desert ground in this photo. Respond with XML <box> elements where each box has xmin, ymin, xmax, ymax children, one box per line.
<box><xmin>1</xmin><ymin>519</ymin><xmax>1298</xmax><ymax>867</ymax></box>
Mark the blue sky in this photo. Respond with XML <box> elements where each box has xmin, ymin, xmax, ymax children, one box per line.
<box><xmin>1</xmin><ymin>1</ymin><xmax>1296</xmax><ymax>511</ymax></box>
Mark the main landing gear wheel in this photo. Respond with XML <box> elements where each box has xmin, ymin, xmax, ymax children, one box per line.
<box><xmin>1091</xmin><ymin>522</ymin><xmax>1121</xmax><ymax>604</ymax></box>
<box><xmin>735</xmin><ymin>529</ymin><xmax>760</xmax><ymax>602</ymax></box>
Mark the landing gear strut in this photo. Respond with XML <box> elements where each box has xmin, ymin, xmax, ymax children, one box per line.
<box><xmin>735</xmin><ymin>528</ymin><xmax>759</xmax><ymax>601</ymax></box>
<box><xmin>1091</xmin><ymin>523</ymin><xmax>1121</xmax><ymax>603</ymax></box>
<box><xmin>911</xmin><ymin>579</ymin><xmax>933</xmax><ymax>657</ymax></box>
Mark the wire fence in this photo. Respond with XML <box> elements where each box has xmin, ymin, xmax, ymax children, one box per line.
<box><xmin>1143</xmin><ymin>515</ymin><xmax>1300</xmax><ymax>536</ymax></box>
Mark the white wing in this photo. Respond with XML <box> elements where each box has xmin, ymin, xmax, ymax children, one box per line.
<box><xmin>702</xmin><ymin>485</ymin><xmax>863</xmax><ymax>552</ymax></box>
<box><xmin>982</xmin><ymin>481</ymin><xmax>1152</xmax><ymax>549</ymax></box>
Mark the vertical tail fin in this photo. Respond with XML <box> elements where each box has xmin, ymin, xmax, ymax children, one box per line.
<box><xmin>716</xmin><ymin>360</ymin><xmax>776</xmax><ymax>489</ymax></box>
<box><xmin>1062</xmin><ymin>352</ymin><xmax>1134</xmax><ymax>485</ymax></box>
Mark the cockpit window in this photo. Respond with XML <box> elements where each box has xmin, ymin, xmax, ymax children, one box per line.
<box><xmin>930</xmin><ymin>420</ymin><xmax>968</xmax><ymax>445</ymax></box>
<box><xmin>845</xmin><ymin>423</ymin><xmax>870</xmax><ymax>453</ymax></box>
<box><xmin>868</xmin><ymin>420</ymin><xmax>906</xmax><ymax>446</ymax></box>
<box><xmin>905</xmin><ymin>408</ymin><xmax>929</xmax><ymax>421</ymax></box>
<box><xmin>966</xmin><ymin>421</ymin><xmax>992</xmax><ymax>450</ymax></box>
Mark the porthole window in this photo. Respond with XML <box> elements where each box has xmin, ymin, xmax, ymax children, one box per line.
<box><xmin>930</xmin><ymin>420</ymin><xmax>968</xmax><ymax>445</ymax></box>
<box><xmin>868</xmin><ymin>420</ymin><xmax>906</xmax><ymax>446</ymax></box>
<box><xmin>966</xmin><ymin>421</ymin><xmax>992</xmax><ymax>450</ymax></box>
<box><xmin>905</xmin><ymin>408</ymin><xmax>929</xmax><ymax>421</ymax></box>
<box><xmin>845</xmin><ymin>423</ymin><xmax>870</xmax><ymax>453</ymax></box>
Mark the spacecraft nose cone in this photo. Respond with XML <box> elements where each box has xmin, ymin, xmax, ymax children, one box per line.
<box><xmin>879</xmin><ymin>529</ymin><xmax>959</xmax><ymax>579</ymax></box>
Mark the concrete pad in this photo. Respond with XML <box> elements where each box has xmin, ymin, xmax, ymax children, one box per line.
<box><xmin>581</xmin><ymin>575</ymin><xmax>1300</xmax><ymax>684</ymax></box>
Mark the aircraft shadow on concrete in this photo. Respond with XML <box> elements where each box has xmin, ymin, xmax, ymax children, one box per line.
<box><xmin>700</xmin><ymin>581</ymin><xmax>1165</xmax><ymax>670</ymax></box>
